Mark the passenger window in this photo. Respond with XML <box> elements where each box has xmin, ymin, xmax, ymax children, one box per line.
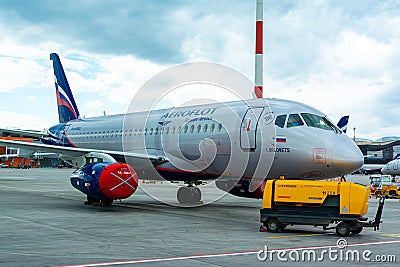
<box><xmin>203</xmin><ymin>124</ymin><xmax>208</xmax><ymax>132</ymax></box>
<box><xmin>275</xmin><ymin>115</ymin><xmax>287</xmax><ymax>128</ymax></box>
<box><xmin>286</xmin><ymin>114</ymin><xmax>304</xmax><ymax>128</ymax></box>
<box><xmin>165</xmin><ymin>127</ymin><xmax>169</xmax><ymax>134</ymax></box>
<box><xmin>197</xmin><ymin>124</ymin><xmax>201</xmax><ymax>133</ymax></box>
<box><xmin>184</xmin><ymin>125</ymin><xmax>188</xmax><ymax>133</ymax></box>
<box><xmin>172</xmin><ymin>126</ymin><xmax>176</xmax><ymax>134</ymax></box>
<box><xmin>149</xmin><ymin>128</ymin><xmax>153</xmax><ymax>135</ymax></box>
<box><xmin>218</xmin><ymin>123</ymin><xmax>222</xmax><ymax>131</ymax></box>
<box><xmin>211</xmin><ymin>124</ymin><xmax>215</xmax><ymax>132</ymax></box>
<box><xmin>190</xmin><ymin>125</ymin><xmax>194</xmax><ymax>133</ymax></box>
<box><xmin>138</xmin><ymin>129</ymin><xmax>142</xmax><ymax>136</ymax></box>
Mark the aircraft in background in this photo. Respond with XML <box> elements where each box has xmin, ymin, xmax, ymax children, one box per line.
<box><xmin>0</xmin><ymin>53</ymin><xmax>363</xmax><ymax>205</ymax></box>
<box><xmin>381</xmin><ymin>155</ymin><xmax>400</xmax><ymax>176</ymax></box>
<box><xmin>359</xmin><ymin>164</ymin><xmax>385</xmax><ymax>175</ymax></box>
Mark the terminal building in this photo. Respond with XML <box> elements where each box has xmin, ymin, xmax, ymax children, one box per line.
<box><xmin>356</xmin><ymin>137</ymin><xmax>400</xmax><ymax>164</ymax></box>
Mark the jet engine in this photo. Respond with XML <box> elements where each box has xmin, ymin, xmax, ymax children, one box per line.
<box><xmin>70</xmin><ymin>162</ymin><xmax>138</xmax><ymax>205</ymax></box>
<box><xmin>216</xmin><ymin>178</ymin><xmax>265</xmax><ymax>199</ymax></box>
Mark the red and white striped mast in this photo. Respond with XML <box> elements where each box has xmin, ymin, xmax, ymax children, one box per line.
<box><xmin>254</xmin><ymin>0</ymin><xmax>263</xmax><ymax>98</ymax></box>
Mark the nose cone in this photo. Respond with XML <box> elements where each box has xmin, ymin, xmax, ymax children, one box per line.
<box><xmin>331</xmin><ymin>139</ymin><xmax>363</xmax><ymax>175</ymax></box>
<box><xmin>381</xmin><ymin>166</ymin><xmax>387</xmax><ymax>174</ymax></box>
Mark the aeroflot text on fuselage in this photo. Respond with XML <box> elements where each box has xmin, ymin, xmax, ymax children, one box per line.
<box><xmin>160</xmin><ymin>107</ymin><xmax>219</xmax><ymax>119</ymax></box>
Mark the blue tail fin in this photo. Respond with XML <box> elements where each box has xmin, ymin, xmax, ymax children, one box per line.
<box><xmin>337</xmin><ymin>115</ymin><xmax>349</xmax><ymax>133</ymax></box>
<box><xmin>50</xmin><ymin>53</ymin><xmax>80</xmax><ymax>123</ymax></box>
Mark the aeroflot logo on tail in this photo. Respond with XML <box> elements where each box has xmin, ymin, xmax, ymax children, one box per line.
<box><xmin>161</xmin><ymin>107</ymin><xmax>219</xmax><ymax>119</ymax></box>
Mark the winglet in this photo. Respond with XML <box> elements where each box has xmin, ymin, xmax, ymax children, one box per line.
<box><xmin>337</xmin><ymin>115</ymin><xmax>349</xmax><ymax>133</ymax></box>
<box><xmin>50</xmin><ymin>53</ymin><xmax>80</xmax><ymax>123</ymax></box>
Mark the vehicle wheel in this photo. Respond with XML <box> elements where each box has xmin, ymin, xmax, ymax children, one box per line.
<box><xmin>351</xmin><ymin>227</ymin><xmax>363</xmax><ymax>234</ymax></box>
<box><xmin>265</xmin><ymin>218</ymin><xmax>281</xmax><ymax>233</ymax></box>
<box><xmin>336</xmin><ymin>222</ymin><xmax>351</xmax><ymax>237</ymax></box>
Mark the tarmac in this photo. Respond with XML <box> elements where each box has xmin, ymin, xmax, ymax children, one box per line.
<box><xmin>0</xmin><ymin>168</ymin><xmax>399</xmax><ymax>267</ymax></box>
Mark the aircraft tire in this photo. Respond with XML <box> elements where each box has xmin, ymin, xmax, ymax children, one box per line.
<box><xmin>177</xmin><ymin>186</ymin><xmax>202</xmax><ymax>204</ymax></box>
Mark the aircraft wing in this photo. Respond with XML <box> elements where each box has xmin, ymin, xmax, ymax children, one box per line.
<box><xmin>0</xmin><ymin>128</ymin><xmax>48</xmax><ymax>138</ymax></box>
<box><xmin>0</xmin><ymin>139</ymin><xmax>166</xmax><ymax>168</ymax></box>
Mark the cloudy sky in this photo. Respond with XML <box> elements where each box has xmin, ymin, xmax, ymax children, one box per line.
<box><xmin>0</xmin><ymin>0</ymin><xmax>399</xmax><ymax>140</ymax></box>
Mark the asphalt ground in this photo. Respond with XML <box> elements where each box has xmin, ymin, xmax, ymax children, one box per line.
<box><xmin>0</xmin><ymin>169</ymin><xmax>399</xmax><ymax>267</ymax></box>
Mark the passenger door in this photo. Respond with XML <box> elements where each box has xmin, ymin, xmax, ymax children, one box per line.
<box><xmin>240</xmin><ymin>107</ymin><xmax>264</xmax><ymax>151</ymax></box>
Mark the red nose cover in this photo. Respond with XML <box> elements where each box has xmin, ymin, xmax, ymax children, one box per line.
<box><xmin>98</xmin><ymin>163</ymin><xmax>138</xmax><ymax>200</ymax></box>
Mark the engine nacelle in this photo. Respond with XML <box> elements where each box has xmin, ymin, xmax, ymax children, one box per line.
<box><xmin>70</xmin><ymin>162</ymin><xmax>138</xmax><ymax>202</ymax></box>
<box><xmin>216</xmin><ymin>178</ymin><xmax>265</xmax><ymax>199</ymax></box>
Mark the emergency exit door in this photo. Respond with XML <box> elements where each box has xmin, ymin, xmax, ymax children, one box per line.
<box><xmin>240</xmin><ymin>107</ymin><xmax>264</xmax><ymax>150</ymax></box>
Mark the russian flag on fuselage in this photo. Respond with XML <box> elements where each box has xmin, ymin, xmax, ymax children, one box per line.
<box><xmin>276</xmin><ymin>136</ymin><xmax>287</xmax><ymax>143</ymax></box>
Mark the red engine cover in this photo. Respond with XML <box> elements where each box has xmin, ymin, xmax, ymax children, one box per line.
<box><xmin>98</xmin><ymin>163</ymin><xmax>138</xmax><ymax>200</ymax></box>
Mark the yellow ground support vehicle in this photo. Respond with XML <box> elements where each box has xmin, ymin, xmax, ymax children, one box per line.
<box><xmin>260</xmin><ymin>179</ymin><xmax>384</xmax><ymax>237</ymax></box>
<box><xmin>370</xmin><ymin>175</ymin><xmax>400</xmax><ymax>199</ymax></box>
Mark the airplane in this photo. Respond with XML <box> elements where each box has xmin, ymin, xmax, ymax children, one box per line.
<box><xmin>0</xmin><ymin>53</ymin><xmax>363</xmax><ymax>205</ymax></box>
<box><xmin>381</xmin><ymin>155</ymin><xmax>400</xmax><ymax>176</ymax></box>
<box><xmin>359</xmin><ymin>164</ymin><xmax>385</xmax><ymax>175</ymax></box>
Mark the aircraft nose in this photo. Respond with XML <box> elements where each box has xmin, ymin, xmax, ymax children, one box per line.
<box><xmin>331</xmin><ymin>140</ymin><xmax>363</xmax><ymax>175</ymax></box>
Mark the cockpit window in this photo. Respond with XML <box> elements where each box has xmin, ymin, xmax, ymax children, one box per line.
<box><xmin>286</xmin><ymin>114</ymin><xmax>304</xmax><ymax>128</ymax></box>
<box><xmin>275</xmin><ymin>115</ymin><xmax>287</xmax><ymax>128</ymax></box>
<box><xmin>301</xmin><ymin>113</ymin><xmax>341</xmax><ymax>133</ymax></box>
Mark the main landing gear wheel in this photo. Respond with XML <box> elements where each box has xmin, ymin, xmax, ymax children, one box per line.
<box><xmin>177</xmin><ymin>186</ymin><xmax>202</xmax><ymax>204</ymax></box>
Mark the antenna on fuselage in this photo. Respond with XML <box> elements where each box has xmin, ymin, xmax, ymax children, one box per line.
<box><xmin>254</xmin><ymin>0</ymin><xmax>263</xmax><ymax>99</ymax></box>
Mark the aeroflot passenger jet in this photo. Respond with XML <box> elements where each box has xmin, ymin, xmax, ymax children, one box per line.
<box><xmin>0</xmin><ymin>53</ymin><xmax>363</xmax><ymax>205</ymax></box>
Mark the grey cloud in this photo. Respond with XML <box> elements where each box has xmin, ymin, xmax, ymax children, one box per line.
<box><xmin>0</xmin><ymin>0</ymin><xmax>251</xmax><ymax>64</ymax></box>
